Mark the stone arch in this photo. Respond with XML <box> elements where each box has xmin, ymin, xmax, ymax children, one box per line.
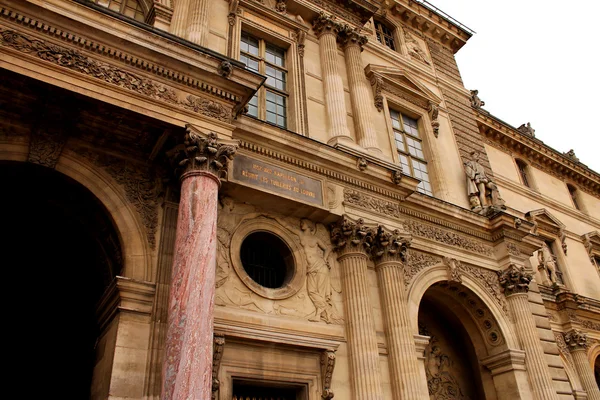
<box><xmin>408</xmin><ymin>263</ymin><xmax>519</xmax><ymax>349</ymax></box>
<box><xmin>0</xmin><ymin>143</ymin><xmax>153</xmax><ymax>282</ymax></box>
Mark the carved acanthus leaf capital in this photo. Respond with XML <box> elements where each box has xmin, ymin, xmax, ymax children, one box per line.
<box><xmin>330</xmin><ymin>216</ymin><xmax>376</xmax><ymax>257</ymax></box>
<box><xmin>312</xmin><ymin>12</ymin><xmax>343</xmax><ymax>38</ymax></box>
<box><xmin>371</xmin><ymin>225</ymin><xmax>412</xmax><ymax>264</ymax></box>
<box><xmin>338</xmin><ymin>25</ymin><xmax>368</xmax><ymax>50</ymax></box>
<box><xmin>168</xmin><ymin>125</ymin><xmax>239</xmax><ymax>181</ymax></box>
<box><xmin>498</xmin><ymin>264</ymin><xmax>532</xmax><ymax>296</ymax></box>
<box><xmin>563</xmin><ymin>329</ymin><xmax>588</xmax><ymax>352</ymax></box>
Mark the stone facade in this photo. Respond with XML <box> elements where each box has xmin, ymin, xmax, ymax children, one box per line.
<box><xmin>1</xmin><ymin>0</ymin><xmax>599</xmax><ymax>399</ymax></box>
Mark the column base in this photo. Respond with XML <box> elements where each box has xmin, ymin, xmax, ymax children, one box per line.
<box><xmin>327</xmin><ymin>135</ymin><xmax>355</xmax><ymax>148</ymax></box>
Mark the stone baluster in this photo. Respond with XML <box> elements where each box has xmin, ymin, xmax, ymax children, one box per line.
<box><xmin>564</xmin><ymin>330</ymin><xmax>600</xmax><ymax>400</ymax></box>
<box><xmin>312</xmin><ymin>13</ymin><xmax>351</xmax><ymax>144</ymax></box>
<box><xmin>371</xmin><ymin>227</ymin><xmax>423</xmax><ymax>398</ymax></box>
<box><xmin>330</xmin><ymin>218</ymin><xmax>383</xmax><ymax>400</ymax></box>
<box><xmin>498</xmin><ymin>264</ymin><xmax>559</xmax><ymax>400</ymax></box>
<box><xmin>339</xmin><ymin>28</ymin><xmax>379</xmax><ymax>152</ymax></box>
<box><xmin>161</xmin><ymin>125</ymin><xmax>238</xmax><ymax>400</ymax></box>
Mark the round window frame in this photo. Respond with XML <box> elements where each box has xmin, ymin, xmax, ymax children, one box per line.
<box><xmin>230</xmin><ymin>218</ymin><xmax>306</xmax><ymax>300</ymax></box>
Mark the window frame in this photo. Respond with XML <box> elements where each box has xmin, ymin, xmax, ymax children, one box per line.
<box><xmin>514</xmin><ymin>158</ymin><xmax>535</xmax><ymax>189</ymax></box>
<box><xmin>94</xmin><ymin>0</ymin><xmax>146</xmax><ymax>21</ymax></box>
<box><xmin>387</xmin><ymin>106</ymin><xmax>432</xmax><ymax>196</ymax></box>
<box><xmin>566</xmin><ymin>183</ymin><xmax>585</xmax><ymax>212</ymax></box>
<box><xmin>374</xmin><ymin>19</ymin><xmax>397</xmax><ymax>51</ymax></box>
<box><xmin>240</xmin><ymin>30</ymin><xmax>289</xmax><ymax>129</ymax></box>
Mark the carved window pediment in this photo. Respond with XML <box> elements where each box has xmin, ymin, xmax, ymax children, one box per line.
<box><xmin>365</xmin><ymin>64</ymin><xmax>441</xmax><ymax>111</ymax></box>
<box><xmin>526</xmin><ymin>208</ymin><xmax>565</xmax><ymax>237</ymax></box>
<box><xmin>583</xmin><ymin>231</ymin><xmax>600</xmax><ymax>259</ymax></box>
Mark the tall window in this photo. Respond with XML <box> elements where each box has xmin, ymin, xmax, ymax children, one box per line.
<box><xmin>390</xmin><ymin>109</ymin><xmax>432</xmax><ymax>195</ymax></box>
<box><xmin>515</xmin><ymin>159</ymin><xmax>531</xmax><ymax>188</ymax></box>
<box><xmin>374</xmin><ymin>20</ymin><xmax>396</xmax><ymax>50</ymax></box>
<box><xmin>567</xmin><ymin>184</ymin><xmax>581</xmax><ymax>210</ymax></box>
<box><xmin>240</xmin><ymin>32</ymin><xmax>288</xmax><ymax>129</ymax></box>
<box><xmin>95</xmin><ymin>0</ymin><xmax>145</xmax><ymax>21</ymax></box>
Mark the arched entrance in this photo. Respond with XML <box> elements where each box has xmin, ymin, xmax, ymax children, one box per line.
<box><xmin>595</xmin><ymin>354</ymin><xmax>599</xmax><ymax>389</ymax></box>
<box><xmin>2</xmin><ymin>161</ymin><xmax>123</xmax><ymax>398</ymax></box>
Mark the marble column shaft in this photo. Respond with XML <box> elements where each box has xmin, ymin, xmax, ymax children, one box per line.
<box><xmin>375</xmin><ymin>260</ymin><xmax>423</xmax><ymax>399</ymax></box>
<box><xmin>162</xmin><ymin>171</ymin><xmax>219</xmax><ymax>400</ymax></box>
<box><xmin>338</xmin><ymin>251</ymin><xmax>383</xmax><ymax>400</ymax></box>
<box><xmin>506</xmin><ymin>292</ymin><xmax>559</xmax><ymax>400</ymax></box>
<box><xmin>564</xmin><ymin>330</ymin><xmax>600</xmax><ymax>400</ymax></box>
<box><xmin>343</xmin><ymin>39</ymin><xmax>378</xmax><ymax>150</ymax></box>
<box><xmin>313</xmin><ymin>15</ymin><xmax>351</xmax><ymax>142</ymax></box>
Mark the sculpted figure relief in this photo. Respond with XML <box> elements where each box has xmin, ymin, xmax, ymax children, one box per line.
<box><xmin>425</xmin><ymin>337</ymin><xmax>470</xmax><ymax>400</ymax></box>
<box><xmin>403</xmin><ymin>30</ymin><xmax>430</xmax><ymax>65</ymax></box>
<box><xmin>538</xmin><ymin>242</ymin><xmax>559</xmax><ymax>285</ymax></box>
<box><xmin>464</xmin><ymin>151</ymin><xmax>506</xmax><ymax>214</ymax></box>
<box><xmin>274</xmin><ymin>217</ymin><xmax>343</xmax><ymax>324</ymax></box>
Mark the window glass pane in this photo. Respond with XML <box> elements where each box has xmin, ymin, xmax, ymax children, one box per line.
<box><xmin>266</xmin><ymin>91</ymin><xmax>286</xmax><ymax>128</ymax></box>
<box><xmin>374</xmin><ymin>20</ymin><xmax>396</xmax><ymax>50</ymax></box>
<box><xmin>240</xmin><ymin>55</ymin><xmax>259</xmax><ymax>73</ymax></box>
<box><xmin>247</xmin><ymin>94</ymin><xmax>258</xmax><ymax>117</ymax></box>
<box><xmin>265</xmin><ymin>65</ymin><xmax>286</xmax><ymax>90</ymax></box>
<box><xmin>266</xmin><ymin>44</ymin><xmax>285</xmax><ymax>67</ymax></box>
<box><xmin>123</xmin><ymin>0</ymin><xmax>144</xmax><ymax>20</ymax></box>
<box><xmin>403</xmin><ymin>115</ymin><xmax>419</xmax><ymax>137</ymax></box>
<box><xmin>399</xmin><ymin>154</ymin><xmax>411</xmax><ymax>176</ymax></box>
<box><xmin>241</xmin><ymin>33</ymin><xmax>259</xmax><ymax>56</ymax></box>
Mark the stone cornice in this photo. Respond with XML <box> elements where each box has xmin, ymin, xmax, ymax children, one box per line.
<box><xmin>477</xmin><ymin>112</ymin><xmax>600</xmax><ymax>198</ymax></box>
<box><xmin>385</xmin><ymin>0</ymin><xmax>473</xmax><ymax>53</ymax></box>
<box><xmin>2</xmin><ymin>1</ymin><xmax>264</xmax><ymax>111</ymax></box>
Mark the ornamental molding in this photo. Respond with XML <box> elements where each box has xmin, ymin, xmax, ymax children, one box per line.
<box><xmin>582</xmin><ymin>231</ymin><xmax>600</xmax><ymax>263</ymax></box>
<box><xmin>478</xmin><ymin>114</ymin><xmax>600</xmax><ymax>198</ymax></box>
<box><xmin>71</xmin><ymin>147</ymin><xmax>160</xmax><ymax>249</ymax></box>
<box><xmin>0</xmin><ymin>27</ymin><xmax>234</xmax><ymax>123</ymax></box>
<box><xmin>301</xmin><ymin>0</ymin><xmax>379</xmax><ymax>27</ymax></box>
<box><xmin>365</xmin><ymin>64</ymin><xmax>441</xmax><ymax>112</ymax></box>
<box><xmin>526</xmin><ymin>208</ymin><xmax>568</xmax><ymax>255</ymax></box>
<box><xmin>27</xmin><ymin>124</ymin><xmax>68</xmax><ymax>169</ymax></box>
<box><xmin>404</xmin><ymin>250</ymin><xmax>442</xmax><ymax>287</ymax></box>
<box><xmin>342</xmin><ymin>188</ymin><xmax>493</xmax><ymax>243</ymax></box>
<box><xmin>0</xmin><ymin>8</ymin><xmax>242</xmax><ymax>104</ymax></box>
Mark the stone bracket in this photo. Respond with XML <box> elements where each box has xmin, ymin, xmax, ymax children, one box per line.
<box><xmin>212</xmin><ymin>334</ymin><xmax>225</xmax><ymax>400</ymax></box>
<box><xmin>481</xmin><ymin>349</ymin><xmax>526</xmax><ymax>376</ymax></box>
<box><xmin>320</xmin><ymin>349</ymin><xmax>336</xmax><ymax>400</ymax></box>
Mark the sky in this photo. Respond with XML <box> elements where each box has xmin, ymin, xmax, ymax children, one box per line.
<box><xmin>424</xmin><ymin>0</ymin><xmax>600</xmax><ymax>173</ymax></box>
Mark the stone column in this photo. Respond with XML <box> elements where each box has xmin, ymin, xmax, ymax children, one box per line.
<box><xmin>170</xmin><ymin>0</ymin><xmax>191</xmax><ymax>39</ymax></box>
<box><xmin>161</xmin><ymin>126</ymin><xmax>238</xmax><ymax>400</ymax></box>
<box><xmin>187</xmin><ymin>0</ymin><xmax>211</xmax><ymax>46</ymax></box>
<box><xmin>330</xmin><ymin>218</ymin><xmax>383</xmax><ymax>400</ymax></box>
<box><xmin>498</xmin><ymin>264</ymin><xmax>559</xmax><ymax>400</ymax></box>
<box><xmin>371</xmin><ymin>227</ymin><xmax>422</xmax><ymax>398</ymax></box>
<box><xmin>340</xmin><ymin>29</ymin><xmax>379</xmax><ymax>152</ymax></box>
<box><xmin>312</xmin><ymin>13</ymin><xmax>351</xmax><ymax>144</ymax></box>
<box><xmin>564</xmin><ymin>330</ymin><xmax>600</xmax><ymax>400</ymax></box>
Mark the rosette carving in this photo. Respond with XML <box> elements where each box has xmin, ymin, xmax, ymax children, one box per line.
<box><xmin>498</xmin><ymin>264</ymin><xmax>532</xmax><ymax>296</ymax></box>
<box><xmin>371</xmin><ymin>225</ymin><xmax>412</xmax><ymax>263</ymax></box>
<box><xmin>168</xmin><ymin>125</ymin><xmax>238</xmax><ymax>180</ymax></box>
<box><xmin>563</xmin><ymin>330</ymin><xmax>588</xmax><ymax>352</ymax></box>
<box><xmin>330</xmin><ymin>217</ymin><xmax>375</xmax><ymax>256</ymax></box>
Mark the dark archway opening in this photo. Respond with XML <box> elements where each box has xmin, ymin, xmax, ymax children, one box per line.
<box><xmin>419</xmin><ymin>284</ymin><xmax>487</xmax><ymax>400</ymax></box>
<box><xmin>1</xmin><ymin>162</ymin><xmax>122</xmax><ymax>399</ymax></box>
<box><xmin>595</xmin><ymin>355</ymin><xmax>599</xmax><ymax>389</ymax></box>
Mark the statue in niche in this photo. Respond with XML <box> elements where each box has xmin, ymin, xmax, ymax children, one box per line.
<box><xmin>425</xmin><ymin>336</ymin><xmax>470</xmax><ymax>400</ymax></box>
<box><xmin>470</xmin><ymin>90</ymin><xmax>485</xmax><ymax>109</ymax></box>
<box><xmin>403</xmin><ymin>30</ymin><xmax>430</xmax><ymax>65</ymax></box>
<box><xmin>464</xmin><ymin>150</ymin><xmax>506</xmax><ymax>213</ymax></box>
<box><xmin>274</xmin><ymin>217</ymin><xmax>343</xmax><ymax>324</ymax></box>
<box><xmin>538</xmin><ymin>242</ymin><xmax>559</xmax><ymax>285</ymax></box>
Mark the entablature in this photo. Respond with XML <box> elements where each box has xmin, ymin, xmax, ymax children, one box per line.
<box><xmin>295</xmin><ymin>0</ymin><xmax>381</xmax><ymax>27</ymax></box>
<box><xmin>383</xmin><ymin>0</ymin><xmax>473</xmax><ymax>53</ymax></box>
<box><xmin>477</xmin><ymin>111</ymin><xmax>600</xmax><ymax>198</ymax></box>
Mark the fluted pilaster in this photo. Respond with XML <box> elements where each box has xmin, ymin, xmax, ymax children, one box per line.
<box><xmin>313</xmin><ymin>13</ymin><xmax>351</xmax><ymax>143</ymax></box>
<box><xmin>564</xmin><ymin>330</ymin><xmax>600</xmax><ymax>400</ymax></box>
<box><xmin>170</xmin><ymin>0</ymin><xmax>191</xmax><ymax>38</ymax></box>
<box><xmin>187</xmin><ymin>0</ymin><xmax>211</xmax><ymax>46</ymax></box>
<box><xmin>340</xmin><ymin>29</ymin><xmax>378</xmax><ymax>151</ymax></box>
<box><xmin>330</xmin><ymin>218</ymin><xmax>382</xmax><ymax>400</ymax></box>
<box><xmin>372</xmin><ymin>227</ymin><xmax>422</xmax><ymax>398</ymax></box>
<box><xmin>499</xmin><ymin>265</ymin><xmax>559</xmax><ymax>400</ymax></box>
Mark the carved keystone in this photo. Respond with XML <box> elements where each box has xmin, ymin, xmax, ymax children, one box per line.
<box><xmin>168</xmin><ymin>124</ymin><xmax>239</xmax><ymax>181</ymax></box>
<box><xmin>497</xmin><ymin>264</ymin><xmax>532</xmax><ymax>296</ymax></box>
<box><xmin>563</xmin><ymin>330</ymin><xmax>588</xmax><ymax>352</ymax></box>
<box><xmin>330</xmin><ymin>216</ymin><xmax>375</xmax><ymax>256</ymax></box>
<box><xmin>371</xmin><ymin>225</ymin><xmax>412</xmax><ymax>263</ymax></box>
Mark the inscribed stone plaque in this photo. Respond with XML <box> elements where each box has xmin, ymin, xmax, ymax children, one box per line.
<box><xmin>232</xmin><ymin>154</ymin><xmax>324</xmax><ymax>206</ymax></box>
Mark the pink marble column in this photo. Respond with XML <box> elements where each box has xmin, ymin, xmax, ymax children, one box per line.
<box><xmin>162</xmin><ymin>126</ymin><xmax>238</xmax><ymax>400</ymax></box>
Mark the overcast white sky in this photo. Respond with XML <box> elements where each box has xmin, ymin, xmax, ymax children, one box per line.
<box><xmin>426</xmin><ymin>0</ymin><xmax>600</xmax><ymax>173</ymax></box>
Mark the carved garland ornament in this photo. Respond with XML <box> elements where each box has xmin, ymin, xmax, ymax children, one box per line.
<box><xmin>0</xmin><ymin>28</ymin><xmax>231</xmax><ymax>123</ymax></box>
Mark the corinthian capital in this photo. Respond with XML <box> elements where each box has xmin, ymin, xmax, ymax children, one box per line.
<box><xmin>312</xmin><ymin>12</ymin><xmax>343</xmax><ymax>38</ymax></box>
<box><xmin>338</xmin><ymin>25</ymin><xmax>368</xmax><ymax>50</ymax></box>
<box><xmin>371</xmin><ymin>225</ymin><xmax>412</xmax><ymax>264</ymax></box>
<box><xmin>330</xmin><ymin>216</ymin><xmax>375</xmax><ymax>256</ymax></box>
<box><xmin>168</xmin><ymin>124</ymin><xmax>239</xmax><ymax>181</ymax></box>
<box><xmin>563</xmin><ymin>330</ymin><xmax>588</xmax><ymax>352</ymax></box>
<box><xmin>497</xmin><ymin>264</ymin><xmax>532</xmax><ymax>296</ymax></box>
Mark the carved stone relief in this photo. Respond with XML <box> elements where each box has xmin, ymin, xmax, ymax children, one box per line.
<box><xmin>27</xmin><ymin>127</ymin><xmax>68</xmax><ymax>169</ymax></box>
<box><xmin>216</xmin><ymin>199</ymin><xmax>344</xmax><ymax>325</ymax></box>
<box><xmin>403</xmin><ymin>30</ymin><xmax>430</xmax><ymax>65</ymax></box>
<box><xmin>320</xmin><ymin>349</ymin><xmax>336</xmax><ymax>400</ymax></box>
<box><xmin>0</xmin><ymin>28</ymin><xmax>232</xmax><ymax>123</ymax></box>
<box><xmin>73</xmin><ymin>148</ymin><xmax>160</xmax><ymax>248</ymax></box>
<box><xmin>404</xmin><ymin>250</ymin><xmax>442</xmax><ymax>288</ymax></box>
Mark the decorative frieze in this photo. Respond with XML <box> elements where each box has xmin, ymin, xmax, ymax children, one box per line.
<box><xmin>404</xmin><ymin>250</ymin><xmax>442</xmax><ymax>287</ymax></box>
<box><xmin>28</xmin><ymin>127</ymin><xmax>68</xmax><ymax>169</ymax></box>
<box><xmin>0</xmin><ymin>28</ymin><xmax>233</xmax><ymax>123</ymax></box>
